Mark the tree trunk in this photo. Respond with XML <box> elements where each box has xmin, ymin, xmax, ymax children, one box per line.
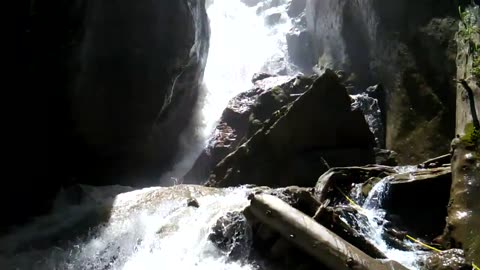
<box><xmin>443</xmin><ymin>6</ymin><xmax>480</xmax><ymax>265</ymax></box>
<box><xmin>248</xmin><ymin>194</ymin><xmax>409</xmax><ymax>270</ymax></box>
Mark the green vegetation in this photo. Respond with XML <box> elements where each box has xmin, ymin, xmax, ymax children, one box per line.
<box><xmin>458</xmin><ymin>5</ymin><xmax>480</xmax><ymax>79</ymax></box>
<box><xmin>460</xmin><ymin>122</ymin><xmax>480</xmax><ymax>147</ymax></box>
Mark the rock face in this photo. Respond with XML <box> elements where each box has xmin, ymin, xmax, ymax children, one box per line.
<box><xmin>305</xmin><ymin>0</ymin><xmax>466</xmax><ymax>163</ymax></box>
<box><xmin>287</xmin><ymin>0</ymin><xmax>306</xmax><ymax>18</ymax></box>
<box><xmin>286</xmin><ymin>0</ymin><xmax>314</xmax><ymax>73</ymax></box>
<box><xmin>72</xmin><ymin>0</ymin><xmax>209</xmax><ymax>184</ymax></box>
<box><xmin>206</xmin><ymin>70</ymin><xmax>376</xmax><ymax>188</ymax></box>
<box><xmin>7</xmin><ymin>0</ymin><xmax>209</xmax><ymax>230</ymax></box>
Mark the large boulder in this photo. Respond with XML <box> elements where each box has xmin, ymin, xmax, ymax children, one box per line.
<box><xmin>182</xmin><ymin>75</ymin><xmax>316</xmax><ymax>184</ymax></box>
<box><xmin>7</xmin><ymin>0</ymin><xmax>209</xmax><ymax>230</ymax></box>
<box><xmin>305</xmin><ymin>0</ymin><xmax>467</xmax><ymax>163</ymax></box>
<box><xmin>206</xmin><ymin>70</ymin><xmax>376</xmax><ymax>188</ymax></box>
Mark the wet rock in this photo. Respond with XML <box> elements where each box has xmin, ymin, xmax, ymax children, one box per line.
<box><xmin>264</xmin><ymin>186</ymin><xmax>321</xmax><ymax>217</ymax></box>
<box><xmin>207</xmin><ymin>70</ymin><xmax>376</xmax><ymax>188</ymax></box>
<box><xmin>182</xmin><ymin>75</ymin><xmax>316</xmax><ymax>184</ymax></box>
<box><xmin>208</xmin><ymin>211</ymin><xmax>252</xmax><ymax>261</ymax></box>
<box><xmin>384</xmin><ymin>166</ymin><xmax>452</xmax><ymax>239</ymax></box>
<box><xmin>265</xmin><ymin>13</ymin><xmax>282</xmax><ymax>26</ymax></box>
<box><xmin>351</xmin><ymin>93</ymin><xmax>385</xmax><ymax>147</ymax></box>
<box><xmin>382</xmin><ymin>227</ymin><xmax>411</xmax><ymax>251</ymax></box>
<box><xmin>256</xmin><ymin>0</ymin><xmax>284</xmax><ymax>14</ymax></box>
<box><xmin>186</xmin><ymin>198</ymin><xmax>199</xmax><ymax>208</ymax></box>
<box><xmin>361</xmin><ymin>177</ymin><xmax>383</xmax><ymax>197</ymax></box>
<box><xmin>374</xmin><ymin>148</ymin><xmax>399</xmax><ymax>166</ymax></box>
<box><xmin>287</xmin><ymin>0</ymin><xmax>306</xmax><ymax>18</ymax></box>
<box><xmin>419</xmin><ymin>249</ymin><xmax>471</xmax><ymax>270</ymax></box>
<box><xmin>364</xmin><ymin>85</ymin><xmax>386</xmax><ymax>125</ymax></box>
<box><xmin>314</xmin><ymin>165</ymin><xmax>395</xmax><ymax>204</ymax></box>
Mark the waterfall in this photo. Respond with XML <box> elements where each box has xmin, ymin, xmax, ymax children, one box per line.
<box><xmin>201</xmin><ymin>0</ymin><xmax>294</xmax><ymax>139</ymax></box>
<box><xmin>162</xmin><ymin>0</ymin><xmax>295</xmax><ymax>183</ymax></box>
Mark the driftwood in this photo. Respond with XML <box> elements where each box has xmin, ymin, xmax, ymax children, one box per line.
<box><xmin>248</xmin><ymin>194</ymin><xmax>409</xmax><ymax>270</ymax></box>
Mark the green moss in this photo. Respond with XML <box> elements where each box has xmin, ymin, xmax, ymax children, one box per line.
<box><xmin>460</xmin><ymin>122</ymin><xmax>480</xmax><ymax>147</ymax></box>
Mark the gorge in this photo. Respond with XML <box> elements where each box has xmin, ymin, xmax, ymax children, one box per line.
<box><xmin>4</xmin><ymin>0</ymin><xmax>479</xmax><ymax>269</ymax></box>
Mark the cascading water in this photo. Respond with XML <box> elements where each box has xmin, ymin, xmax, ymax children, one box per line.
<box><xmin>0</xmin><ymin>186</ymin><xmax>258</xmax><ymax>270</ymax></box>
<box><xmin>345</xmin><ymin>166</ymin><xmax>431</xmax><ymax>270</ymax></box>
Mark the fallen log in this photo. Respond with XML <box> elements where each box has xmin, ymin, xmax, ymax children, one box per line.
<box><xmin>313</xmin><ymin>205</ymin><xmax>388</xmax><ymax>259</ymax></box>
<box><xmin>248</xmin><ymin>194</ymin><xmax>409</xmax><ymax>270</ymax></box>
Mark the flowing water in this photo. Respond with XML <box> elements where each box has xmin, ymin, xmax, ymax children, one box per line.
<box><xmin>0</xmin><ymin>186</ymin><xmax>257</xmax><ymax>270</ymax></box>
<box><xmin>346</xmin><ymin>166</ymin><xmax>430</xmax><ymax>270</ymax></box>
